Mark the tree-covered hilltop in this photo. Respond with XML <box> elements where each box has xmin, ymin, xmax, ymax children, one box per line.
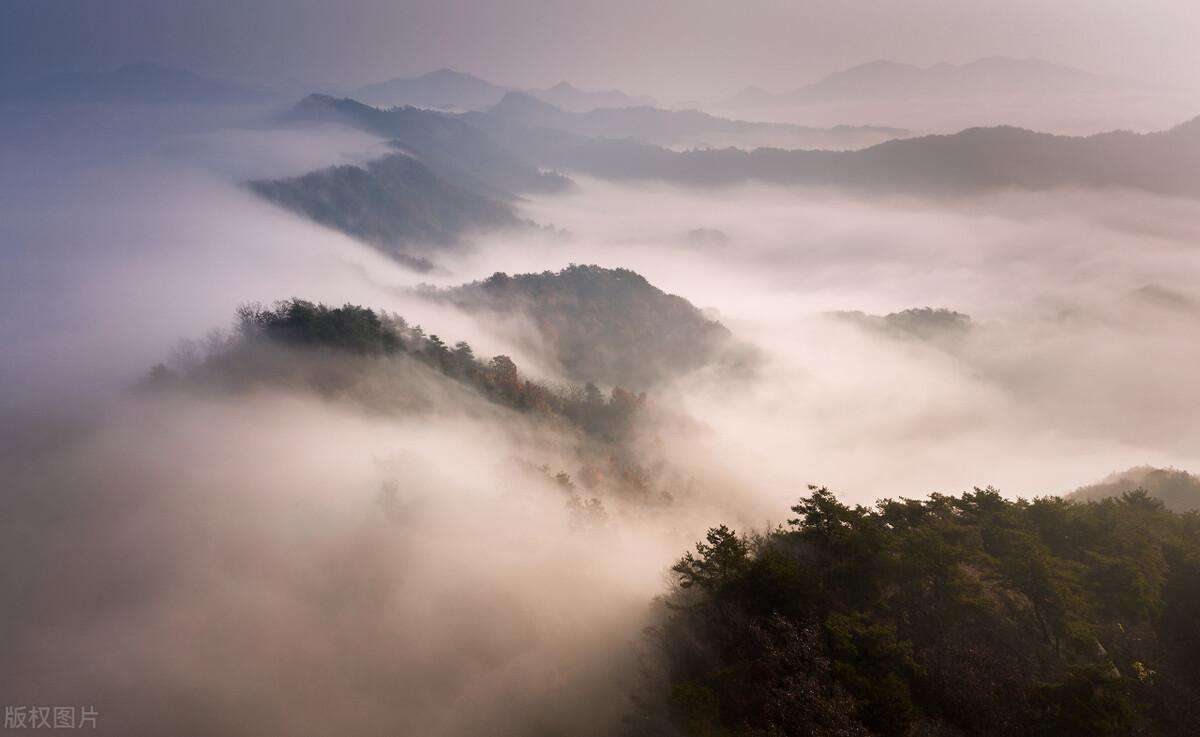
<box><xmin>634</xmin><ymin>488</ymin><xmax>1200</xmax><ymax>737</ymax></box>
<box><xmin>834</xmin><ymin>307</ymin><xmax>972</xmax><ymax>342</ymax></box>
<box><xmin>422</xmin><ymin>265</ymin><xmax>736</xmax><ymax>390</ymax></box>
<box><xmin>145</xmin><ymin>299</ymin><xmax>643</xmax><ymax>443</ymax></box>
<box><xmin>1072</xmin><ymin>467</ymin><xmax>1200</xmax><ymax>513</ymax></box>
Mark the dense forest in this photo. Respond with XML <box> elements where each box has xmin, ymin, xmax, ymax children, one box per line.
<box><xmin>145</xmin><ymin>298</ymin><xmax>647</xmax><ymax>443</ymax></box>
<box><xmin>631</xmin><ymin>487</ymin><xmax>1200</xmax><ymax>736</ymax></box>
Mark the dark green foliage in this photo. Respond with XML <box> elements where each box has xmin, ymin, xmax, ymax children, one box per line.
<box><xmin>426</xmin><ymin>264</ymin><xmax>734</xmax><ymax>389</ymax></box>
<box><xmin>639</xmin><ymin>487</ymin><xmax>1200</xmax><ymax>736</ymax></box>
<box><xmin>144</xmin><ymin>299</ymin><xmax>645</xmax><ymax>443</ymax></box>
<box><xmin>237</xmin><ymin>300</ymin><xmax>402</xmax><ymax>355</ymax></box>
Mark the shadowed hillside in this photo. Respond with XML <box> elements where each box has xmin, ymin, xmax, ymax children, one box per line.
<box><xmin>248</xmin><ymin>154</ymin><xmax>521</xmax><ymax>270</ymax></box>
<box><xmin>534</xmin><ymin>116</ymin><xmax>1200</xmax><ymax>196</ymax></box>
<box><xmin>422</xmin><ymin>265</ymin><xmax>735</xmax><ymax>389</ymax></box>
<box><xmin>286</xmin><ymin>94</ymin><xmax>571</xmax><ymax>196</ymax></box>
<box><xmin>467</xmin><ymin>91</ymin><xmax>909</xmax><ymax>150</ymax></box>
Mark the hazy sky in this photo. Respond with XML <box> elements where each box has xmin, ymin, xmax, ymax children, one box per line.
<box><xmin>3</xmin><ymin>0</ymin><xmax>1199</xmax><ymax>99</ymax></box>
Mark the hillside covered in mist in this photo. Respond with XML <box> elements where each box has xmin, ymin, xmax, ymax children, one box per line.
<box><xmin>1072</xmin><ymin>467</ymin><xmax>1200</xmax><ymax>512</ymax></box>
<box><xmin>280</xmin><ymin>92</ymin><xmax>1200</xmax><ymax>205</ymax></box>
<box><xmin>528</xmin><ymin>116</ymin><xmax>1200</xmax><ymax>196</ymax></box>
<box><xmin>248</xmin><ymin>154</ymin><xmax>523</xmax><ymax>270</ymax></box>
<box><xmin>419</xmin><ymin>265</ymin><xmax>735</xmax><ymax>389</ymax></box>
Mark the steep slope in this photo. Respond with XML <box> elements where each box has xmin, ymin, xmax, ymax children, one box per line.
<box><xmin>422</xmin><ymin>265</ymin><xmax>733</xmax><ymax>389</ymax></box>
<box><xmin>286</xmin><ymin>94</ymin><xmax>571</xmax><ymax>196</ymax></box>
<box><xmin>248</xmin><ymin>153</ymin><xmax>520</xmax><ymax>269</ymax></box>
<box><xmin>472</xmin><ymin>91</ymin><xmax>908</xmax><ymax>150</ymax></box>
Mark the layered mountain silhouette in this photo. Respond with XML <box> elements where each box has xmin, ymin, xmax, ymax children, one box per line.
<box><xmin>286</xmin><ymin>94</ymin><xmax>571</xmax><ymax>196</ymax></box>
<box><xmin>529</xmin><ymin>115</ymin><xmax>1200</xmax><ymax>196</ymax></box>
<box><xmin>525</xmin><ymin>82</ymin><xmax>656</xmax><ymax>112</ymax></box>
<box><xmin>724</xmin><ymin>57</ymin><xmax>1126</xmax><ymax>108</ymax></box>
<box><xmin>467</xmin><ymin>91</ymin><xmax>908</xmax><ymax>150</ymax></box>
<box><xmin>352</xmin><ymin>69</ymin><xmax>510</xmax><ymax>111</ymax></box>
<box><xmin>0</xmin><ymin>62</ymin><xmax>270</xmax><ymax>105</ymax></box>
<box><xmin>350</xmin><ymin>68</ymin><xmax>656</xmax><ymax>113</ymax></box>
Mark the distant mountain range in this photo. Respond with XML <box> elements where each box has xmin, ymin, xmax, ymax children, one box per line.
<box><xmin>353</xmin><ymin>69</ymin><xmax>509</xmax><ymax>111</ymax></box>
<box><xmin>723</xmin><ymin>57</ymin><xmax>1127</xmax><ymax>109</ymax></box>
<box><xmin>525</xmin><ymin>81</ymin><xmax>656</xmax><ymax>112</ymax></box>
<box><xmin>529</xmin><ymin>115</ymin><xmax>1200</xmax><ymax>197</ymax></box>
<box><xmin>260</xmin><ymin>93</ymin><xmax>578</xmax><ymax>269</ymax></box>
<box><xmin>0</xmin><ymin>62</ymin><xmax>271</xmax><ymax>105</ymax></box>
<box><xmin>286</xmin><ymin>94</ymin><xmax>571</xmax><ymax>196</ymax></box>
<box><xmin>351</xmin><ymin>68</ymin><xmax>654</xmax><ymax>112</ymax></box>
<box><xmin>466</xmin><ymin>91</ymin><xmax>908</xmax><ymax>150</ymax></box>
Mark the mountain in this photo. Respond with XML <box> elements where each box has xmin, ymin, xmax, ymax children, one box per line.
<box><xmin>247</xmin><ymin>153</ymin><xmax>520</xmax><ymax>270</ymax></box>
<box><xmin>1</xmin><ymin>62</ymin><xmax>270</xmax><ymax>105</ymax></box>
<box><xmin>526</xmin><ymin>81</ymin><xmax>656</xmax><ymax>112</ymax></box>
<box><xmin>469</xmin><ymin>91</ymin><xmax>909</xmax><ymax>150</ymax></box>
<box><xmin>421</xmin><ymin>265</ymin><xmax>732</xmax><ymax>389</ymax></box>
<box><xmin>836</xmin><ymin>307</ymin><xmax>972</xmax><ymax>342</ymax></box>
<box><xmin>352</xmin><ymin>68</ymin><xmax>509</xmax><ymax>111</ymax></box>
<box><xmin>723</xmin><ymin>57</ymin><xmax>1123</xmax><ymax>108</ymax></box>
<box><xmin>1070</xmin><ymin>466</ymin><xmax>1200</xmax><ymax>512</ymax></box>
<box><xmin>286</xmin><ymin>94</ymin><xmax>571</xmax><ymax>196</ymax></box>
<box><xmin>528</xmin><ymin>115</ymin><xmax>1200</xmax><ymax>197</ymax></box>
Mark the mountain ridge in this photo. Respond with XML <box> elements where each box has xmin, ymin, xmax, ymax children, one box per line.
<box><xmin>723</xmin><ymin>56</ymin><xmax>1126</xmax><ymax>109</ymax></box>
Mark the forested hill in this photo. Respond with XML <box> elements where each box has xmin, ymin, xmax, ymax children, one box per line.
<box><xmin>142</xmin><ymin>299</ymin><xmax>645</xmax><ymax>445</ymax></box>
<box><xmin>635</xmin><ymin>487</ymin><xmax>1200</xmax><ymax>737</ymax></box>
<box><xmin>1071</xmin><ymin>466</ymin><xmax>1200</xmax><ymax>512</ymax></box>
<box><xmin>285</xmin><ymin>94</ymin><xmax>571</xmax><ymax>196</ymax></box>
<box><xmin>247</xmin><ymin>154</ymin><xmax>520</xmax><ymax>270</ymax></box>
<box><xmin>422</xmin><ymin>265</ymin><xmax>734</xmax><ymax>389</ymax></box>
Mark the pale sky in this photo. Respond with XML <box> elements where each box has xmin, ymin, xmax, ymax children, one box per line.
<box><xmin>3</xmin><ymin>0</ymin><xmax>1199</xmax><ymax>99</ymax></box>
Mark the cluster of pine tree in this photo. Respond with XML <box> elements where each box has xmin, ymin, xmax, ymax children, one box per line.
<box><xmin>633</xmin><ymin>487</ymin><xmax>1200</xmax><ymax>737</ymax></box>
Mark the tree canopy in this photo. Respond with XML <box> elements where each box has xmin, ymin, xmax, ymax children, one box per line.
<box><xmin>636</xmin><ymin>487</ymin><xmax>1200</xmax><ymax>737</ymax></box>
